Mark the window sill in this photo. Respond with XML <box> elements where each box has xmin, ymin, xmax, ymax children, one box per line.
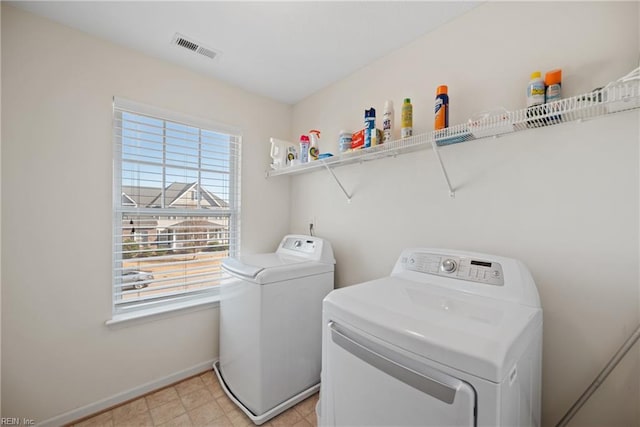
<box><xmin>105</xmin><ymin>295</ymin><xmax>220</xmax><ymax>328</ymax></box>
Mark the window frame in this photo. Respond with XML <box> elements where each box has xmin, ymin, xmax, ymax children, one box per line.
<box><xmin>110</xmin><ymin>97</ymin><xmax>241</xmax><ymax>322</ymax></box>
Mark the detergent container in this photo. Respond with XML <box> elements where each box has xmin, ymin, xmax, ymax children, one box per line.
<box><xmin>527</xmin><ymin>71</ymin><xmax>546</xmax><ymax>107</ymax></box>
<box><xmin>270</xmin><ymin>138</ymin><xmax>297</xmax><ymax>169</ymax></box>
<box><xmin>309</xmin><ymin>130</ymin><xmax>321</xmax><ymax>161</ymax></box>
<box><xmin>338</xmin><ymin>130</ymin><xmax>352</xmax><ymax>153</ymax></box>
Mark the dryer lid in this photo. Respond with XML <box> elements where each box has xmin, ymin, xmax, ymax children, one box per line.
<box><xmin>222</xmin><ymin>253</ymin><xmax>333</xmax><ymax>284</ymax></box>
<box><xmin>323</xmin><ymin>276</ymin><xmax>542</xmax><ymax>383</ymax></box>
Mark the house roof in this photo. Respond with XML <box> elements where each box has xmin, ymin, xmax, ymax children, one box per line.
<box><xmin>122</xmin><ymin>186</ymin><xmax>164</xmax><ymax>208</ymax></box>
<box><xmin>147</xmin><ymin>182</ymin><xmax>193</xmax><ymax>208</ymax></box>
<box><xmin>122</xmin><ymin>182</ymin><xmax>228</xmax><ymax>209</ymax></box>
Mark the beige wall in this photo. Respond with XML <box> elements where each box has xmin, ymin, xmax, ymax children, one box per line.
<box><xmin>1</xmin><ymin>4</ymin><xmax>291</xmax><ymax>423</ymax></box>
<box><xmin>290</xmin><ymin>2</ymin><xmax>639</xmax><ymax>427</ymax></box>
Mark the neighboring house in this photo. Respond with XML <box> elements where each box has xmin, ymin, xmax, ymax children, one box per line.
<box><xmin>122</xmin><ymin>182</ymin><xmax>228</xmax><ymax>250</ymax></box>
<box><xmin>145</xmin><ymin>182</ymin><xmax>228</xmax><ymax>209</ymax></box>
<box><xmin>122</xmin><ymin>181</ymin><xmax>228</xmax><ymax>210</ymax></box>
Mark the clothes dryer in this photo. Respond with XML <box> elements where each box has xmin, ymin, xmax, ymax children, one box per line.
<box><xmin>215</xmin><ymin>235</ymin><xmax>335</xmax><ymax>425</ymax></box>
<box><xmin>320</xmin><ymin>248</ymin><xmax>542</xmax><ymax>426</ymax></box>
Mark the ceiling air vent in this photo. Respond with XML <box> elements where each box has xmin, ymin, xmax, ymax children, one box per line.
<box><xmin>171</xmin><ymin>33</ymin><xmax>219</xmax><ymax>60</ymax></box>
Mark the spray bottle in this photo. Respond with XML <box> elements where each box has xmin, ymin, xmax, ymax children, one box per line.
<box><xmin>545</xmin><ymin>69</ymin><xmax>562</xmax><ymax>124</ymax></box>
<box><xmin>309</xmin><ymin>129</ymin><xmax>321</xmax><ymax>160</ymax></box>
<box><xmin>401</xmin><ymin>98</ymin><xmax>413</xmax><ymax>138</ymax></box>
<box><xmin>382</xmin><ymin>100</ymin><xmax>394</xmax><ymax>143</ymax></box>
<box><xmin>545</xmin><ymin>69</ymin><xmax>562</xmax><ymax>103</ymax></box>
<box><xmin>364</xmin><ymin>108</ymin><xmax>376</xmax><ymax>148</ymax></box>
<box><xmin>434</xmin><ymin>85</ymin><xmax>449</xmax><ymax>130</ymax></box>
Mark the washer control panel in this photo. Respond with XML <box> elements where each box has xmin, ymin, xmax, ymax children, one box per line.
<box><xmin>402</xmin><ymin>252</ymin><xmax>504</xmax><ymax>286</ymax></box>
<box><xmin>281</xmin><ymin>237</ymin><xmax>317</xmax><ymax>254</ymax></box>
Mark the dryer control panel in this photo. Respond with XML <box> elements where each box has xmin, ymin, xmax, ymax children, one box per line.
<box><xmin>402</xmin><ymin>252</ymin><xmax>504</xmax><ymax>286</ymax></box>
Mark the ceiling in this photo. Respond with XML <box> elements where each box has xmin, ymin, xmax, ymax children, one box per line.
<box><xmin>10</xmin><ymin>1</ymin><xmax>480</xmax><ymax>104</ymax></box>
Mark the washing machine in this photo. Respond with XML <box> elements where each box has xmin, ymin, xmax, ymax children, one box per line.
<box><xmin>214</xmin><ymin>234</ymin><xmax>335</xmax><ymax>425</ymax></box>
<box><xmin>320</xmin><ymin>248</ymin><xmax>542</xmax><ymax>427</ymax></box>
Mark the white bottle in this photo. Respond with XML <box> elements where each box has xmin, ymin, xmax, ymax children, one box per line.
<box><xmin>382</xmin><ymin>100</ymin><xmax>394</xmax><ymax>143</ymax></box>
<box><xmin>338</xmin><ymin>130</ymin><xmax>352</xmax><ymax>153</ymax></box>
<box><xmin>309</xmin><ymin>129</ymin><xmax>320</xmax><ymax>160</ymax></box>
<box><xmin>526</xmin><ymin>71</ymin><xmax>546</xmax><ymax>107</ymax></box>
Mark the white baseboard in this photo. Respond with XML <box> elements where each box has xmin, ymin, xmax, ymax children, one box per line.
<box><xmin>38</xmin><ymin>359</ymin><xmax>217</xmax><ymax>427</ymax></box>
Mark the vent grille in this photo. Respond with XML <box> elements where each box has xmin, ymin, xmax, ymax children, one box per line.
<box><xmin>172</xmin><ymin>33</ymin><xmax>219</xmax><ymax>60</ymax></box>
<box><xmin>197</xmin><ymin>47</ymin><xmax>217</xmax><ymax>59</ymax></box>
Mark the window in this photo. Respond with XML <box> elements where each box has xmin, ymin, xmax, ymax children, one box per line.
<box><xmin>112</xmin><ymin>98</ymin><xmax>241</xmax><ymax>317</ymax></box>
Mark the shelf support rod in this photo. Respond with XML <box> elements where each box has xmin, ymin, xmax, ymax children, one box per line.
<box><xmin>430</xmin><ymin>140</ymin><xmax>455</xmax><ymax>198</ymax></box>
<box><xmin>323</xmin><ymin>162</ymin><xmax>352</xmax><ymax>202</ymax></box>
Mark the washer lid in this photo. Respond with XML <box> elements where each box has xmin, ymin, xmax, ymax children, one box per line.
<box><xmin>222</xmin><ymin>253</ymin><xmax>333</xmax><ymax>284</ymax></box>
<box><xmin>323</xmin><ymin>276</ymin><xmax>542</xmax><ymax>383</ymax></box>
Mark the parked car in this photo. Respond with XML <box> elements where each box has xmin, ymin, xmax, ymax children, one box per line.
<box><xmin>122</xmin><ymin>270</ymin><xmax>154</xmax><ymax>291</ymax></box>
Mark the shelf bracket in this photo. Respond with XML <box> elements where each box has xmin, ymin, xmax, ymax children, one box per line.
<box><xmin>323</xmin><ymin>162</ymin><xmax>352</xmax><ymax>203</ymax></box>
<box><xmin>431</xmin><ymin>140</ymin><xmax>456</xmax><ymax>198</ymax></box>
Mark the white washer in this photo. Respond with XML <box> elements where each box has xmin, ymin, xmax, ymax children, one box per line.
<box><xmin>214</xmin><ymin>235</ymin><xmax>335</xmax><ymax>425</ymax></box>
<box><xmin>320</xmin><ymin>248</ymin><xmax>542</xmax><ymax>427</ymax></box>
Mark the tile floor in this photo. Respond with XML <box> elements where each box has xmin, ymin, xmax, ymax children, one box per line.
<box><xmin>69</xmin><ymin>370</ymin><xmax>318</xmax><ymax>427</ymax></box>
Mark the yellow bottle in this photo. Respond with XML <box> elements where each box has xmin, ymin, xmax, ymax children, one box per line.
<box><xmin>401</xmin><ymin>98</ymin><xmax>413</xmax><ymax>138</ymax></box>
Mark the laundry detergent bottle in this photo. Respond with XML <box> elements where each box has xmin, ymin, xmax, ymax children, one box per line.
<box><xmin>527</xmin><ymin>71</ymin><xmax>546</xmax><ymax>107</ymax></box>
<box><xmin>309</xmin><ymin>129</ymin><xmax>321</xmax><ymax>160</ymax></box>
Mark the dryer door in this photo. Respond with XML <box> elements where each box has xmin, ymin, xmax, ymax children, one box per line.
<box><xmin>323</xmin><ymin>322</ymin><xmax>476</xmax><ymax>427</ymax></box>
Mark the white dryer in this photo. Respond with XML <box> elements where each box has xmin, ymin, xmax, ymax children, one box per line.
<box><xmin>320</xmin><ymin>248</ymin><xmax>542</xmax><ymax>427</ymax></box>
<box><xmin>214</xmin><ymin>235</ymin><xmax>335</xmax><ymax>425</ymax></box>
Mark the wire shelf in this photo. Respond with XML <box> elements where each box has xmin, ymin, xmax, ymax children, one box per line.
<box><xmin>266</xmin><ymin>75</ymin><xmax>639</xmax><ymax>198</ymax></box>
<box><xmin>268</xmin><ymin>78</ymin><xmax>639</xmax><ymax>179</ymax></box>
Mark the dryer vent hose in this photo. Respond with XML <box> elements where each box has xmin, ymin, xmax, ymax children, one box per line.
<box><xmin>556</xmin><ymin>324</ymin><xmax>640</xmax><ymax>427</ymax></box>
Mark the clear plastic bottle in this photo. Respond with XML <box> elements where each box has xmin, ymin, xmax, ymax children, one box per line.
<box><xmin>401</xmin><ymin>98</ymin><xmax>413</xmax><ymax>138</ymax></box>
<box><xmin>382</xmin><ymin>100</ymin><xmax>394</xmax><ymax>143</ymax></box>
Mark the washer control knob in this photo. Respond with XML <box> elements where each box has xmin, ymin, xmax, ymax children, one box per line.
<box><xmin>441</xmin><ymin>259</ymin><xmax>457</xmax><ymax>273</ymax></box>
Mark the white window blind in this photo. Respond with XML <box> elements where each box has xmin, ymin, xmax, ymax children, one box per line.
<box><xmin>112</xmin><ymin>97</ymin><xmax>241</xmax><ymax>315</ymax></box>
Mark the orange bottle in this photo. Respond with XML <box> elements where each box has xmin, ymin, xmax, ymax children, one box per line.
<box><xmin>434</xmin><ymin>85</ymin><xmax>449</xmax><ymax>130</ymax></box>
